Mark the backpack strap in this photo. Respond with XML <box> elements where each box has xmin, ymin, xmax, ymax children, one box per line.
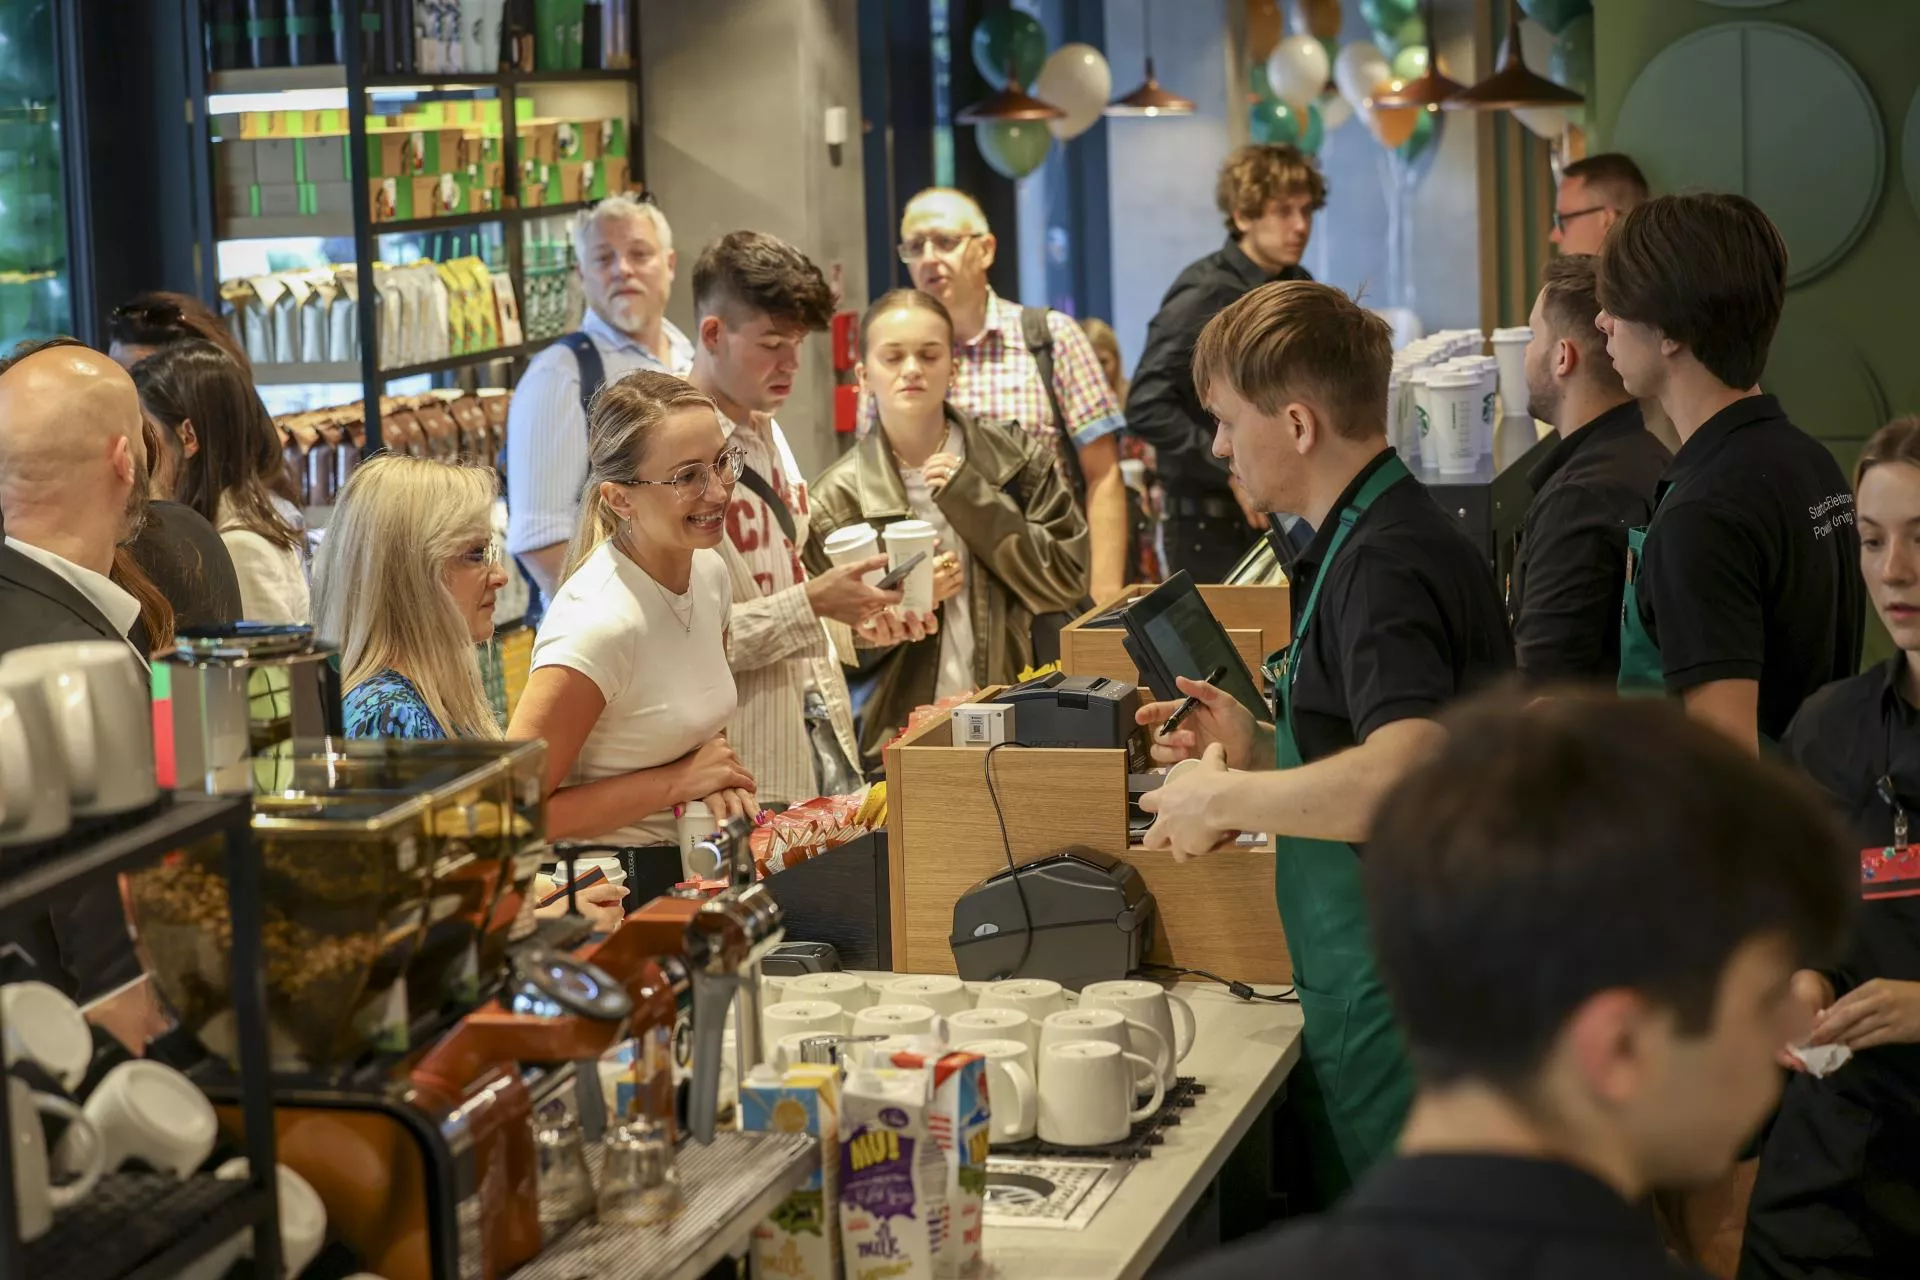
<box><xmin>558</xmin><ymin>330</ymin><xmax>607</xmax><ymax>421</ymax></box>
<box><xmin>1020</xmin><ymin>306</ymin><xmax>1088</xmax><ymax>500</ymax></box>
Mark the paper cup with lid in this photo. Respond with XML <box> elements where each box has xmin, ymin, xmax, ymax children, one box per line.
<box><xmin>881</xmin><ymin>519</ymin><xmax>939</xmax><ymax>615</ymax></box>
<box><xmin>1426</xmin><ymin>372</ymin><xmax>1483</xmax><ymax>476</ymax></box>
<box><xmin>1490</xmin><ymin>327</ymin><xmax>1532</xmax><ymax>422</ymax></box>
<box><xmin>822</xmin><ymin>522</ymin><xmax>884</xmax><ymax>587</ymax></box>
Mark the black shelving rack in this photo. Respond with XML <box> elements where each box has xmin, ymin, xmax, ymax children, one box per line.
<box><xmin>180</xmin><ymin>6</ymin><xmax>648</xmax><ymax>451</ymax></box>
<box><xmin>0</xmin><ymin>795</ymin><xmax>283</xmax><ymax>1280</ymax></box>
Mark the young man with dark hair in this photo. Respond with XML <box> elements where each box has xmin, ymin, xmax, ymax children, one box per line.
<box><xmin>1138</xmin><ymin>280</ymin><xmax>1512</xmax><ymax>1202</ymax></box>
<box><xmin>1511</xmin><ymin>254</ymin><xmax>1669</xmax><ymax>681</ymax></box>
<box><xmin>1597</xmin><ymin>192</ymin><xmax>1862</xmax><ymax>752</ymax></box>
<box><xmin>1173</xmin><ymin>694</ymin><xmax>1854</xmax><ymax>1279</ymax></box>
<box><xmin>1552</xmin><ymin>151</ymin><xmax>1650</xmax><ymax>255</ymax></box>
<box><xmin>686</xmin><ymin>230</ymin><xmax>903</xmax><ymax>809</ymax></box>
<box><xmin>1128</xmin><ymin>144</ymin><xmax>1328</xmax><ymax>582</ymax></box>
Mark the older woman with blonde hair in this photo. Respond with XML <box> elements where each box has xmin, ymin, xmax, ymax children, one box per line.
<box><xmin>312</xmin><ymin>455</ymin><xmax>508</xmax><ymax>740</ymax></box>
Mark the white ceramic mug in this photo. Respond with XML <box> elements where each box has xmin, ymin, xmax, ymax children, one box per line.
<box><xmin>823</xmin><ymin>523</ymin><xmax>884</xmax><ymax>587</ymax></box>
<box><xmin>881</xmin><ymin>975</ymin><xmax>970</xmax><ymax>1018</ymax></box>
<box><xmin>62</xmin><ymin>1059</ymin><xmax>218</xmax><ymax>1178</ymax></box>
<box><xmin>976</xmin><ymin>978</ymin><xmax>1071</xmax><ymax>1023</ymax></box>
<box><xmin>782</xmin><ymin>972</ymin><xmax>874</xmax><ymax>1019</ymax></box>
<box><xmin>1</xmin><ymin>982</ymin><xmax>93</xmax><ymax>1092</ymax></box>
<box><xmin>881</xmin><ymin>519</ymin><xmax>939</xmax><ymax>615</ymax></box>
<box><xmin>1037</xmin><ymin>1041</ymin><xmax>1163</xmax><ymax>1147</ymax></box>
<box><xmin>946</xmin><ymin>1007</ymin><xmax>1037</xmax><ymax>1060</ymax></box>
<box><xmin>0</xmin><ymin>680</ymin><xmax>66</xmax><ymax>845</ymax></box>
<box><xmin>963</xmin><ymin>1038</ymin><xmax>1037</xmax><ymax>1144</ymax></box>
<box><xmin>11</xmin><ymin>1077</ymin><xmax>104</xmax><ymax>1241</ymax></box>
<box><xmin>851</xmin><ymin>1002</ymin><xmax>944</xmax><ymax>1042</ymax></box>
<box><xmin>0</xmin><ymin>642</ymin><xmax>157</xmax><ymax>817</ymax></box>
<box><xmin>760</xmin><ymin>1000</ymin><xmax>847</xmax><ymax>1051</ymax></box>
<box><xmin>1039</xmin><ymin>1008</ymin><xmax>1168</xmax><ymax>1096</ymax></box>
<box><xmin>214</xmin><ymin>1158</ymin><xmax>329</xmax><ymax>1279</ymax></box>
<box><xmin>1079</xmin><ymin>980</ymin><xmax>1196</xmax><ymax>1090</ymax></box>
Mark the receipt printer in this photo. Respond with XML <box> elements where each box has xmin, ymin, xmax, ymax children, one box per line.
<box><xmin>949</xmin><ymin>847</ymin><xmax>1156</xmax><ymax>990</ymax></box>
<box><xmin>995</xmin><ymin>672</ymin><xmax>1144</xmax><ymax>757</ymax></box>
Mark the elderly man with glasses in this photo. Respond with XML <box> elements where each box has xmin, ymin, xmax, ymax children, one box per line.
<box><xmin>888</xmin><ymin>187</ymin><xmax>1129</xmax><ymax>608</ymax></box>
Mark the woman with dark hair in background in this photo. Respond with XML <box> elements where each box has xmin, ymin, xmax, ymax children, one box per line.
<box><xmin>107</xmin><ymin>291</ymin><xmax>251</xmax><ymax>375</ymax></box>
<box><xmin>132</xmin><ymin>339</ymin><xmax>308</xmax><ymax>623</ymax></box>
<box><xmin>121</xmin><ymin>412</ymin><xmax>242</xmax><ymax>641</ymax></box>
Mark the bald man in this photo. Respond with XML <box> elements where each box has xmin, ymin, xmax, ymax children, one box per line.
<box><xmin>0</xmin><ymin>338</ymin><xmax>152</xmax><ymax>1001</ymax></box>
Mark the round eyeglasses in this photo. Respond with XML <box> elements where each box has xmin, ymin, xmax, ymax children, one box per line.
<box><xmin>627</xmin><ymin>446</ymin><xmax>746</xmax><ymax>503</ymax></box>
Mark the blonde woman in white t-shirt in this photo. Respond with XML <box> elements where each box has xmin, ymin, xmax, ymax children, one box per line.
<box><xmin>508</xmin><ymin>370</ymin><xmax>754</xmax><ymax>929</ymax></box>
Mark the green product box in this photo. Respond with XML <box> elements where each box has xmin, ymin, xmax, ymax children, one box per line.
<box><xmin>306</xmin><ymin>181</ymin><xmax>355</xmax><ymax>216</ymax></box>
<box><xmin>596</xmin><ymin>117</ymin><xmax>628</xmax><ymax>159</ymax></box>
<box><xmin>367</xmin><ymin>128</ymin><xmax>464</xmax><ymax>178</ymax></box>
<box><xmin>369</xmin><ymin>176</ymin><xmax>415</xmax><ymax>222</ymax></box>
<box><xmin>299</xmin><ymin>136</ymin><xmax>350</xmax><ymax>183</ymax></box>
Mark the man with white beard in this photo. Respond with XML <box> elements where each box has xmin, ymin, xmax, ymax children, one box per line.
<box><xmin>507</xmin><ymin>195</ymin><xmax>695</xmax><ymax>614</ymax></box>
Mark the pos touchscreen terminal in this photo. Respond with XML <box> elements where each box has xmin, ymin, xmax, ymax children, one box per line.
<box><xmin>1120</xmin><ymin>571</ymin><xmax>1269</xmax><ymax>717</ymax></box>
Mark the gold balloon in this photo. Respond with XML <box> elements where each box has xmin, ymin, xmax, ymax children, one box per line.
<box><xmin>1365</xmin><ymin>83</ymin><xmax>1425</xmax><ymax>149</ymax></box>
<box><xmin>1303</xmin><ymin>0</ymin><xmax>1344</xmax><ymax>40</ymax></box>
<box><xmin>1248</xmin><ymin>0</ymin><xmax>1283</xmax><ymax>62</ymax></box>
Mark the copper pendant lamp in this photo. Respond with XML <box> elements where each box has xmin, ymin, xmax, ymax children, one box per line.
<box><xmin>1106</xmin><ymin>0</ymin><xmax>1196</xmax><ymax>117</ymax></box>
<box><xmin>957</xmin><ymin>57</ymin><xmax>1068</xmax><ymax>124</ymax></box>
<box><xmin>1369</xmin><ymin>0</ymin><xmax>1467</xmax><ymax>110</ymax></box>
<box><xmin>1451</xmin><ymin>0</ymin><xmax>1584</xmax><ymax>110</ymax></box>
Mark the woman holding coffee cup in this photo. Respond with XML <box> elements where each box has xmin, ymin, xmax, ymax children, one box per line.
<box><xmin>312</xmin><ymin>455</ymin><xmax>509</xmax><ymax>741</ymax></box>
<box><xmin>508</xmin><ymin>371</ymin><xmax>756</xmax><ymax>928</ymax></box>
<box><xmin>805</xmin><ymin>289</ymin><xmax>1092</xmax><ymax>768</ymax></box>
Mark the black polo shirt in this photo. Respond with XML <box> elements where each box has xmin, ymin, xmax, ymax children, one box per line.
<box><xmin>1637</xmin><ymin>394</ymin><xmax>1862</xmax><ymax>740</ymax></box>
<box><xmin>1512</xmin><ymin>401</ymin><xmax>1670</xmax><ymax>682</ymax></box>
<box><xmin>1124</xmin><ymin>238</ymin><xmax>1309</xmax><ymax>492</ymax></box>
<box><xmin>1286</xmin><ymin>449</ymin><xmax>1514</xmax><ymax>764</ymax></box>
<box><xmin>1783</xmin><ymin>659</ymin><xmax>1920</xmax><ymax>1096</ymax></box>
<box><xmin>1168</xmin><ymin>1154</ymin><xmax>1709</xmax><ymax>1279</ymax></box>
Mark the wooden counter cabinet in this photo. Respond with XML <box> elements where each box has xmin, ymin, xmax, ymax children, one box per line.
<box><xmin>1059</xmin><ymin>582</ymin><xmax>1293</xmax><ymax>699</ymax></box>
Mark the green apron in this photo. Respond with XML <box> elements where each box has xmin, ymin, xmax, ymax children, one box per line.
<box><xmin>1267</xmin><ymin>454</ymin><xmax>1415</xmax><ymax>1204</ymax></box>
<box><xmin>1617</xmin><ymin>481</ymin><xmax>1669</xmax><ymax>697</ymax></box>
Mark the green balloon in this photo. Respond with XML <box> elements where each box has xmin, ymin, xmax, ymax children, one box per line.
<box><xmin>1297</xmin><ymin>101</ymin><xmax>1325</xmax><ymax>155</ymax></box>
<box><xmin>1320</xmin><ymin>36</ymin><xmax>1340</xmax><ymax>71</ymax></box>
<box><xmin>975</xmin><ymin>120</ymin><xmax>1052</xmax><ymax>179</ymax></box>
<box><xmin>1379</xmin><ymin>14</ymin><xmax>1426</xmax><ymax>57</ymax></box>
<box><xmin>1518</xmin><ymin>0</ymin><xmax>1592</xmax><ymax>37</ymax></box>
<box><xmin>1397</xmin><ymin>106</ymin><xmax>1437</xmax><ymax>163</ymax></box>
<box><xmin>971</xmin><ymin>10</ymin><xmax>1048</xmax><ymax>90</ymax></box>
<box><xmin>1250</xmin><ymin>98</ymin><xmax>1301</xmax><ymax>146</ymax></box>
<box><xmin>1360</xmin><ymin>0</ymin><xmax>1418</xmax><ymax>37</ymax></box>
<box><xmin>1392</xmin><ymin>45</ymin><xmax>1429</xmax><ymax>81</ymax></box>
<box><xmin>1250</xmin><ymin>59</ymin><xmax>1277</xmax><ymax>103</ymax></box>
<box><xmin>1550</xmin><ymin>12</ymin><xmax>1595</xmax><ymax>102</ymax></box>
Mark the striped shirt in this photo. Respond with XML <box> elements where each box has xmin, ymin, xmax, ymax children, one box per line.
<box><xmin>715</xmin><ymin>413</ymin><xmax>860</xmax><ymax>807</ymax></box>
<box><xmin>505</xmin><ymin>309</ymin><xmax>695</xmax><ymax>556</ymax></box>
<box><xmin>862</xmin><ymin>291</ymin><xmax>1125</xmax><ymax>476</ymax></box>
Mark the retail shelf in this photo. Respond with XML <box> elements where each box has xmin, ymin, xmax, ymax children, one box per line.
<box><xmin>374</xmin><ymin>207</ymin><xmax>511</xmax><ymax>235</ymax></box>
<box><xmin>252</xmin><ymin>360</ymin><xmax>363</xmax><ymax>385</ymax></box>
<box><xmin>208</xmin><ymin>65</ymin><xmax>348</xmax><ymax>94</ymax></box>
<box><xmin>382</xmin><ymin>336</ymin><xmax>556</xmax><ymax>381</ymax></box>
<box><xmin>21</xmin><ymin>1173</ymin><xmax>270</xmax><ymax>1280</ymax></box>
<box><xmin>219</xmin><ymin>213</ymin><xmax>354</xmax><ymax>240</ymax></box>
<box><xmin>0</xmin><ymin>795</ymin><xmax>248</xmax><ymax>918</ymax></box>
<box><xmin>211</xmin><ymin>68</ymin><xmax>634</xmax><ymax>98</ymax></box>
<box><xmin>512</xmin><ymin>1131</ymin><xmax>817</xmax><ymax>1280</ymax></box>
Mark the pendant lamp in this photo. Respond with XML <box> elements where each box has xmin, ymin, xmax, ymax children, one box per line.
<box><xmin>1369</xmin><ymin>0</ymin><xmax>1466</xmax><ymax>110</ymax></box>
<box><xmin>1106</xmin><ymin>1</ymin><xmax>1196</xmax><ymax>118</ymax></box>
<box><xmin>1450</xmin><ymin>0</ymin><xmax>1584</xmax><ymax>110</ymax></box>
<box><xmin>957</xmin><ymin>57</ymin><xmax>1068</xmax><ymax>124</ymax></box>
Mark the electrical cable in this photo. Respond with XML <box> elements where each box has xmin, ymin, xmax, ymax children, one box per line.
<box><xmin>982</xmin><ymin>740</ymin><xmax>1037</xmax><ymax>980</ymax></box>
<box><xmin>1139</xmin><ymin>961</ymin><xmax>1296</xmax><ymax>1004</ymax></box>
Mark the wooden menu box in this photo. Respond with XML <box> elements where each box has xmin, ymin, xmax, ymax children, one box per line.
<box><xmin>882</xmin><ymin>689</ymin><xmax>1290</xmax><ymax>983</ymax></box>
<box><xmin>1059</xmin><ymin>583</ymin><xmax>1293</xmax><ymax>698</ymax></box>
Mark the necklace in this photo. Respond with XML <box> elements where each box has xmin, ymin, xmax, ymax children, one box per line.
<box><xmin>617</xmin><ymin>528</ymin><xmax>695</xmax><ymax>633</ymax></box>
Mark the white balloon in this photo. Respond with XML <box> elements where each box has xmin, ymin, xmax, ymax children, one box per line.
<box><xmin>1266</xmin><ymin>34</ymin><xmax>1330</xmax><ymax>111</ymax></box>
<box><xmin>1518</xmin><ymin>17</ymin><xmax>1555</xmax><ymax>74</ymax></box>
<box><xmin>1513</xmin><ymin>106</ymin><xmax>1567</xmax><ymax>140</ymax></box>
<box><xmin>1035</xmin><ymin>42</ymin><xmax>1112</xmax><ymax>141</ymax></box>
<box><xmin>1333</xmin><ymin>40</ymin><xmax>1392</xmax><ymax>111</ymax></box>
<box><xmin>1318</xmin><ymin>91</ymin><xmax>1355</xmax><ymax>133</ymax></box>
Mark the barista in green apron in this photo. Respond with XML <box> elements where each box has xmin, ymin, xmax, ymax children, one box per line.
<box><xmin>1138</xmin><ymin>280</ymin><xmax>1515</xmax><ymax>1204</ymax></box>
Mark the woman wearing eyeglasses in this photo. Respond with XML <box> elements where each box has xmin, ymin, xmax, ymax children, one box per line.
<box><xmin>507</xmin><ymin>370</ymin><xmax>755</xmax><ymax>921</ymax></box>
<box><xmin>311</xmin><ymin>455</ymin><xmax>508</xmax><ymax>741</ymax></box>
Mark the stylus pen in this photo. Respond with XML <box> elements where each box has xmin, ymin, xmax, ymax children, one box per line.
<box><xmin>1160</xmin><ymin>664</ymin><xmax>1228</xmax><ymax>738</ymax></box>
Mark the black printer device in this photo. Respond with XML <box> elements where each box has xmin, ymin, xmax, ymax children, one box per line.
<box><xmin>994</xmin><ymin>672</ymin><xmax>1148</xmax><ymax>770</ymax></box>
<box><xmin>949</xmin><ymin>847</ymin><xmax>1157</xmax><ymax>989</ymax></box>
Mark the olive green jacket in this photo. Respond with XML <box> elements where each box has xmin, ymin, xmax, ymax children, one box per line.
<box><xmin>803</xmin><ymin>404</ymin><xmax>1091</xmax><ymax>770</ymax></box>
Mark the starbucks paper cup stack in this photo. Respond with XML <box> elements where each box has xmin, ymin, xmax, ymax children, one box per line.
<box><xmin>1490</xmin><ymin>327</ymin><xmax>1532</xmax><ymax>422</ymax></box>
<box><xmin>1427</xmin><ymin>371</ymin><xmax>1482</xmax><ymax>476</ymax></box>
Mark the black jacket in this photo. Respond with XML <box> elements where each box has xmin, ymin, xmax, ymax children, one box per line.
<box><xmin>0</xmin><ymin>535</ymin><xmax>148</xmax><ymax>1001</ymax></box>
<box><xmin>1125</xmin><ymin>238</ymin><xmax>1309</xmax><ymax>492</ymax></box>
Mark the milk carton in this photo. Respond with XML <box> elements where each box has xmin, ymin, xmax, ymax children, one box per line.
<box><xmin>839</xmin><ymin>1068</ymin><xmax>946</xmax><ymax>1280</ymax></box>
<box><xmin>742</xmin><ymin>1064</ymin><xmax>841</xmax><ymax>1280</ymax></box>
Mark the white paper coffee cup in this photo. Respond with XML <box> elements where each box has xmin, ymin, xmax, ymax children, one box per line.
<box><xmin>1490</xmin><ymin>328</ymin><xmax>1531</xmax><ymax>424</ymax></box>
<box><xmin>823</xmin><ymin>523</ymin><xmax>883</xmax><ymax>587</ymax></box>
<box><xmin>1427</xmin><ymin>372</ymin><xmax>1481</xmax><ymax>476</ymax></box>
<box><xmin>881</xmin><ymin>519</ymin><xmax>939</xmax><ymax>615</ymax></box>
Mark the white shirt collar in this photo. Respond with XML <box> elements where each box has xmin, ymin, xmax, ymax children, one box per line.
<box><xmin>5</xmin><ymin>535</ymin><xmax>143</xmax><ymax>643</ymax></box>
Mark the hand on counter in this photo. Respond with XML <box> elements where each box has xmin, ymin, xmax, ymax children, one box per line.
<box><xmin>1138</xmin><ymin>743</ymin><xmax>1243</xmax><ymax>860</ymax></box>
<box><xmin>1137</xmin><ymin>675</ymin><xmax>1266</xmax><ymax>771</ymax></box>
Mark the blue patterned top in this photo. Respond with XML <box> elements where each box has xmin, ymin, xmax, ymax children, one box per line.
<box><xmin>343</xmin><ymin>670</ymin><xmax>447</xmax><ymax>741</ymax></box>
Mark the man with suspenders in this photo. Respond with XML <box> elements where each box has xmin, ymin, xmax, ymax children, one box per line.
<box><xmin>505</xmin><ymin>195</ymin><xmax>694</xmax><ymax>620</ymax></box>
